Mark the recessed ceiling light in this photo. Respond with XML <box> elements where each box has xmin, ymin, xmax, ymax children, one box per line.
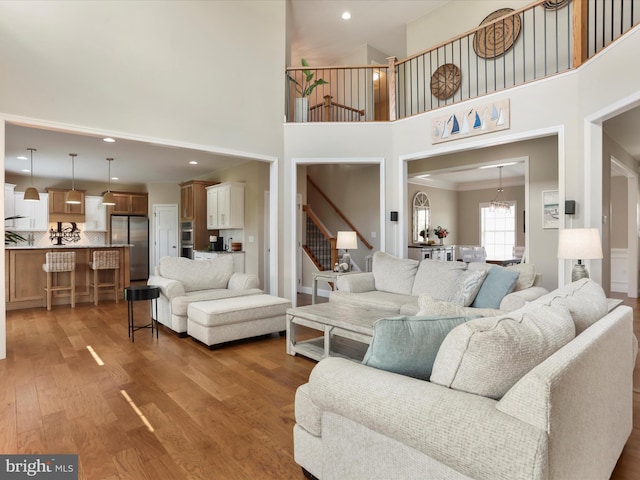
<box><xmin>103</xmin><ymin>137</ymin><xmax>116</xmax><ymax>143</ymax></box>
<box><xmin>416</xmin><ymin>174</ymin><xmax>431</xmax><ymax>178</ymax></box>
<box><xmin>17</xmin><ymin>156</ymin><xmax>27</xmax><ymax>160</ymax></box>
<box><xmin>189</xmin><ymin>160</ymin><xmax>198</xmax><ymax>165</ymax></box>
<box><xmin>111</xmin><ymin>176</ymin><xmax>119</xmax><ymax>181</ymax></box>
<box><xmin>341</xmin><ymin>11</ymin><xmax>351</xmax><ymax>20</ymax></box>
<box><xmin>20</xmin><ymin>169</ymin><xmax>30</xmax><ymax>173</ymax></box>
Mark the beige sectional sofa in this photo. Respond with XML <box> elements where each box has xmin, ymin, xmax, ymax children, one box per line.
<box><xmin>330</xmin><ymin>251</ymin><xmax>548</xmax><ymax>316</ymax></box>
<box><xmin>294</xmin><ymin>279</ymin><xmax>638</xmax><ymax>479</ymax></box>
<box><xmin>147</xmin><ymin>255</ymin><xmax>262</xmax><ymax>335</ymax></box>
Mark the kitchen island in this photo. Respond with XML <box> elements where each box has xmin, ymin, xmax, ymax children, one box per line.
<box><xmin>5</xmin><ymin>245</ymin><xmax>131</xmax><ymax>310</ymax></box>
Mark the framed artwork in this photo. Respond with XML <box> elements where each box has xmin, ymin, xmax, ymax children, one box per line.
<box><xmin>542</xmin><ymin>190</ymin><xmax>559</xmax><ymax>229</ymax></box>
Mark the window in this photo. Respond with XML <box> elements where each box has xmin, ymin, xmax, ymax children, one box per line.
<box><xmin>480</xmin><ymin>202</ymin><xmax>516</xmax><ymax>259</ymax></box>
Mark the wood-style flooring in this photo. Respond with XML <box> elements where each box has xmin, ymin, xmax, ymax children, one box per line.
<box><xmin>0</xmin><ymin>293</ymin><xmax>639</xmax><ymax>479</ymax></box>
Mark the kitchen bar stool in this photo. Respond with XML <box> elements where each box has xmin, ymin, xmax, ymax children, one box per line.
<box><xmin>42</xmin><ymin>251</ymin><xmax>76</xmax><ymax>311</ymax></box>
<box><xmin>89</xmin><ymin>250</ymin><xmax>120</xmax><ymax>305</ymax></box>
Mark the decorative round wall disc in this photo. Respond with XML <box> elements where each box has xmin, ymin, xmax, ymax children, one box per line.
<box><xmin>543</xmin><ymin>0</ymin><xmax>570</xmax><ymax>9</ymax></box>
<box><xmin>473</xmin><ymin>8</ymin><xmax>522</xmax><ymax>59</ymax></box>
<box><xmin>430</xmin><ymin>63</ymin><xmax>461</xmax><ymax>100</ymax></box>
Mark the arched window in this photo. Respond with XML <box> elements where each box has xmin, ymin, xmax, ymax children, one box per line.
<box><xmin>412</xmin><ymin>191</ymin><xmax>430</xmax><ymax>243</ymax></box>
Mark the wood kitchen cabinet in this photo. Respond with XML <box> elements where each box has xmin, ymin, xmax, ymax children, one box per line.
<box><xmin>180</xmin><ymin>180</ymin><xmax>218</xmax><ymax>250</ymax></box>
<box><xmin>110</xmin><ymin>192</ymin><xmax>148</xmax><ymax>215</ymax></box>
<box><xmin>47</xmin><ymin>188</ymin><xmax>85</xmax><ymax>223</ymax></box>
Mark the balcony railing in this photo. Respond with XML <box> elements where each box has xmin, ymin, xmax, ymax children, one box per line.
<box><xmin>285</xmin><ymin>0</ymin><xmax>639</xmax><ymax>123</ymax></box>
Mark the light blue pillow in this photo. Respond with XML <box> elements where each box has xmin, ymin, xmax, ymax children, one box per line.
<box><xmin>471</xmin><ymin>266</ymin><xmax>519</xmax><ymax>309</ymax></box>
<box><xmin>362</xmin><ymin>315</ymin><xmax>480</xmax><ymax>381</ymax></box>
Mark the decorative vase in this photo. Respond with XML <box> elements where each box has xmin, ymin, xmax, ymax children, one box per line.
<box><xmin>439</xmin><ymin>238</ymin><xmax>444</xmax><ymax>245</ymax></box>
<box><xmin>294</xmin><ymin>97</ymin><xmax>309</xmax><ymax>122</ymax></box>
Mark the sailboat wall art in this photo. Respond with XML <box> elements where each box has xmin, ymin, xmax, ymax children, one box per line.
<box><xmin>431</xmin><ymin>98</ymin><xmax>510</xmax><ymax>144</ymax></box>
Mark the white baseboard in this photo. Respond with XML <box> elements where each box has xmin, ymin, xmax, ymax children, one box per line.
<box><xmin>298</xmin><ymin>286</ymin><xmax>331</xmax><ymax>299</ymax></box>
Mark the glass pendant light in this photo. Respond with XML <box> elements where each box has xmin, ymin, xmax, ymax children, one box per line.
<box><xmin>65</xmin><ymin>153</ymin><xmax>83</xmax><ymax>204</ymax></box>
<box><xmin>102</xmin><ymin>158</ymin><xmax>116</xmax><ymax>205</ymax></box>
<box><xmin>23</xmin><ymin>148</ymin><xmax>40</xmax><ymax>201</ymax></box>
<box><xmin>489</xmin><ymin>166</ymin><xmax>510</xmax><ymax>213</ymax></box>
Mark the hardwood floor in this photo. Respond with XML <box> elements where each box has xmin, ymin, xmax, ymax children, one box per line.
<box><xmin>0</xmin><ymin>292</ymin><xmax>638</xmax><ymax>479</ymax></box>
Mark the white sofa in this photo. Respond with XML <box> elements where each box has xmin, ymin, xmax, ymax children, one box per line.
<box><xmin>331</xmin><ymin>251</ymin><xmax>548</xmax><ymax>316</ymax></box>
<box><xmin>294</xmin><ymin>279</ymin><xmax>638</xmax><ymax>479</ymax></box>
<box><xmin>147</xmin><ymin>255</ymin><xmax>262</xmax><ymax>335</ymax></box>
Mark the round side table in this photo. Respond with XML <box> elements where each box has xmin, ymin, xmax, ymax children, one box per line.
<box><xmin>124</xmin><ymin>285</ymin><xmax>160</xmax><ymax>342</ymax></box>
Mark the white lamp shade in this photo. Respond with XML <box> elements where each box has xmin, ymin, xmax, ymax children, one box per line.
<box><xmin>336</xmin><ymin>231</ymin><xmax>358</xmax><ymax>250</ymax></box>
<box><xmin>557</xmin><ymin>228</ymin><xmax>603</xmax><ymax>260</ymax></box>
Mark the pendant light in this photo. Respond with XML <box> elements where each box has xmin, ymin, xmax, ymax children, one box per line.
<box><xmin>102</xmin><ymin>158</ymin><xmax>116</xmax><ymax>205</ymax></box>
<box><xmin>23</xmin><ymin>148</ymin><xmax>40</xmax><ymax>201</ymax></box>
<box><xmin>489</xmin><ymin>166</ymin><xmax>510</xmax><ymax>213</ymax></box>
<box><xmin>65</xmin><ymin>153</ymin><xmax>83</xmax><ymax>204</ymax></box>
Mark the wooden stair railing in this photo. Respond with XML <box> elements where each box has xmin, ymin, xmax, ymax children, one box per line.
<box><xmin>309</xmin><ymin>95</ymin><xmax>365</xmax><ymax>122</ymax></box>
<box><xmin>307</xmin><ymin>175</ymin><xmax>374</xmax><ymax>251</ymax></box>
<box><xmin>303</xmin><ymin>205</ymin><xmax>338</xmax><ymax>271</ymax></box>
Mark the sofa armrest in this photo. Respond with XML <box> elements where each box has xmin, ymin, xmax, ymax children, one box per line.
<box><xmin>308</xmin><ymin>357</ymin><xmax>545</xmax><ymax>479</ymax></box>
<box><xmin>148</xmin><ymin>275</ymin><xmax>185</xmax><ymax>300</ymax></box>
<box><xmin>500</xmin><ymin>286</ymin><xmax>549</xmax><ymax>311</ymax></box>
<box><xmin>335</xmin><ymin>272</ymin><xmax>375</xmax><ymax>293</ymax></box>
<box><xmin>228</xmin><ymin>272</ymin><xmax>260</xmax><ymax>290</ymax></box>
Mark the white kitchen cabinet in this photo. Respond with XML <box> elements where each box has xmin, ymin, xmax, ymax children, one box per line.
<box><xmin>13</xmin><ymin>192</ymin><xmax>49</xmax><ymax>231</ymax></box>
<box><xmin>206</xmin><ymin>182</ymin><xmax>244</xmax><ymax>229</ymax></box>
<box><xmin>5</xmin><ymin>184</ymin><xmax>16</xmax><ymax>227</ymax></box>
<box><xmin>84</xmin><ymin>195</ymin><xmax>108</xmax><ymax>231</ymax></box>
<box><xmin>193</xmin><ymin>251</ymin><xmax>245</xmax><ymax>273</ymax></box>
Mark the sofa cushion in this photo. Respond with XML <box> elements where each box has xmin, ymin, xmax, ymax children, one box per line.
<box><xmin>533</xmin><ymin>278</ymin><xmax>608</xmax><ymax>334</ymax></box>
<box><xmin>430</xmin><ymin>302</ymin><xmax>575</xmax><ymax>399</ymax></box>
<box><xmin>329</xmin><ymin>290</ymin><xmax>414</xmax><ymax>314</ymax></box>
<box><xmin>411</xmin><ymin>259</ymin><xmax>468</xmax><ymax>299</ymax></box>
<box><xmin>417</xmin><ymin>295</ymin><xmax>503</xmax><ymax>318</ymax></box>
<box><xmin>362</xmin><ymin>315</ymin><xmax>479</xmax><ymax>381</ymax></box>
<box><xmin>447</xmin><ymin>269</ymin><xmax>487</xmax><ymax>306</ymax></box>
<box><xmin>158</xmin><ymin>256</ymin><xmax>234</xmax><ymax>292</ymax></box>
<box><xmin>372</xmin><ymin>252</ymin><xmax>418</xmax><ymax>296</ymax></box>
<box><xmin>470</xmin><ymin>265</ymin><xmax>519</xmax><ymax>309</ymax></box>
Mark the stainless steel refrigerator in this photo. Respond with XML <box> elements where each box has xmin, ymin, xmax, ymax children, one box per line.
<box><xmin>110</xmin><ymin>215</ymin><xmax>149</xmax><ymax>281</ymax></box>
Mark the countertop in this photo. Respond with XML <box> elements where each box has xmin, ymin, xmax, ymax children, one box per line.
<box><xmin>194</xmin><ymin>250</ymin><xmax>244</xmax><ymax>254</ymax></box>
<box><xmin>6</xmin><ymin>244</ymin><xmax>132</xmax><ymax>250</ymax></box>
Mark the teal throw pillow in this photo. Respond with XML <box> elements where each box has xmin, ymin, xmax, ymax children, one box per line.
<box><xmin>471</xmin><ymin>266</ymin><xmax>519</xmax><ymax>309</ymax></box>
<box><xmin>362</xmin><ymin>315</ymin><xmax>480</xmax><ymax>381</ymax></box>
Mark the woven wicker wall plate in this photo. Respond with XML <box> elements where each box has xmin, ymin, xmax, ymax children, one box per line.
<box><xmin>473</xmin><ymin>8</ymin><xmax>522</xmax><ymax>59</ymax></box>
<box><xmin>430</xmin><ymin>63</ymin><xmax>461</xmax><ymax>100</ymax></box>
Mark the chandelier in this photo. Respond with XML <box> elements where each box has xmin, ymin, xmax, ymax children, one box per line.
<box><xmin>490</xmin><ymin>166</ymin><xmax>511</xmax><ymax>213</ymax></box>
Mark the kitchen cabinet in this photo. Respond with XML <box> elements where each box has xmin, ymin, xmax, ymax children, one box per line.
<box><xmin>47</xmin><ymin>188</ymin><xmax>85</xmax><ymax>223</ymax></box>
<box><xmin>84</xmin><ymin>196</ymin><xmax>108</xmax><ymax>231</ymax></box>
<box><xmin>180</xmin><ymin>180</ymin><xmax>217</xmax><ymax>250</ymax></box>
<box><xmin>13</xmin><ymin>192</ymin><xmax>49</xmax><ymax>231</ymax></box>
<box><xmin>110</xmin><ymin>192</ymin><xmax>148</xmax><ymax>215</ymax></box>
<box><xmin>5</xmin><ymin>184</ymin><xmax>16</xmax><ymax>227</ymax></box>
<box><xmin>193</xmin><ymin>251</ymin><xmax>245</xmax><ymax>273</ymax></box>
<box><xmin>206</xmin><ymin>182</ymin><xmax>244</xmax><ymax>229</ymax></box>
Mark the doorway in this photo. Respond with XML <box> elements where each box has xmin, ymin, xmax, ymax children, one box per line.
<box><xmin>153</xmin><ymin>204</ymin><xmax>179</xmax><ymax>267</ymax></box>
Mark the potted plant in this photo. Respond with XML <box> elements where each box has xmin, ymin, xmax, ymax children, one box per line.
<box><xmin>288</xmin><ymin>58</ymin><xmax>328</xmax><ymax>122</ymax></box>
<box><xmin>5</xmin><ymin>216</ymin><xmax>26</xmax><ymax>245</ymax></box>
<box><xmin>434</xmin><ymin>226</ymin><xmax>449</xmax><ymax>245</ymax></box>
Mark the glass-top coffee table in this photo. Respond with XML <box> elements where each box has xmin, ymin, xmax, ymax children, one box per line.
<box><xmin>286</xmin><ymin>302</ymin><xmax>393</xmax><ymax>361</ymax></box>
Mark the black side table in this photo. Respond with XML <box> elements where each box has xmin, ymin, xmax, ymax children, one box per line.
<box><xmin>124</xmin><ymin>285</ymin><xmax>160</xmax><ymax>342</ymax></box>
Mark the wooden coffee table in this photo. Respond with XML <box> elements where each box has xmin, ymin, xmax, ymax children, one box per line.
<box><xmin>286</xmin><ymin>302</ymin><xmax>393</xmax><ymax>361</ymax></box>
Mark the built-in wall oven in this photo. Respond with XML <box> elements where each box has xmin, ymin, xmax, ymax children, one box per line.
<box><xmin>180</xmin><ymin>221</ymin><xmax>194</xmax><ymax>259</ymax></box>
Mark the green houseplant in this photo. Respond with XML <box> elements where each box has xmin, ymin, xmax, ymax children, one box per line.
<box><xmin>288</xmin><ymin>58</ymin><xmax>328</xmax><ymax>122</ymax></box>
<box><xmin>5</xmin><ymin>216</ymin><xmax>26</xmax><ymax>245</ymax></box>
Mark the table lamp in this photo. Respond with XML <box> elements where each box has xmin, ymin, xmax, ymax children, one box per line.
<box><xmin>336</xmin><ymin>231</ymin><xmax>358</xmax><ymax>271</ymax></box>
<box><xmin>557</xmin><ymin>228</ymin><xmax>603</xmax><ymax>282</ymax></box>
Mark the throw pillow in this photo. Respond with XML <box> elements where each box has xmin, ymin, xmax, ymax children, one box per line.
<box><xmin>362</xmin><ymin>315</ymin><xmax>480</xmax><ymax>381</ymax></box>
<box><xmin>411</xmin><ymin>258</ymin><xmax>467</xmax><ymax>299</ymax></box>
<box><xmin>430</xmin><ymin>303</ymin><xmax>575</xmax><ymax>399</ymax></box>
<box><xmin>505</xmin><ymin>263</ymin><xmax>537</xmax><ymax>291</ymax></box>
<box><xmin>372</xmin><ymin>251</ymin><xmax>419</xmax><ymax>296</ymax></box>
<box><xmin>447</xmin><ymin>269</ymin><xmax>487</xmax><ymax>306</ymax></box>
<box><xmin>471</xmin><ymin>266</ymin><xmax>519</xmax><ymax>309</ymax></box>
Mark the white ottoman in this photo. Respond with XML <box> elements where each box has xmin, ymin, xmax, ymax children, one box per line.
<box><xmin>187</xmin><ymin>294</ymin><xmax>292</xmax><ymax>348</ymax></box>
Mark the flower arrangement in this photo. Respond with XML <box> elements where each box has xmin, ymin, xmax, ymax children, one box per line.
<box><xmin>434</xmin><ymin>226</ymin><xmax>449</xmax><ymax>239</ymax></box>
